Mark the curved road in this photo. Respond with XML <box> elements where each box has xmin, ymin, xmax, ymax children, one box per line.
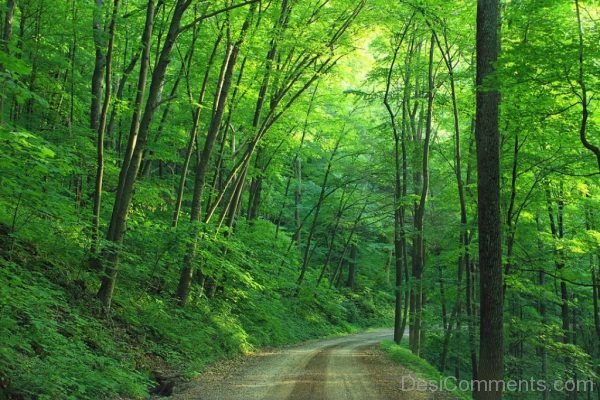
<box><xmin>170</xmin><ymin>329</ymin><xmax>451</xmax><ymax>400</ymax></box>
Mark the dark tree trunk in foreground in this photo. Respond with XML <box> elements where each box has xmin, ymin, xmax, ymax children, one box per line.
<box><xmin>98</xmin><ymin>0</ymin><xmax>192</xmax><ymax>309</ymax></box>
<box><xmin>474</xmin><ymin>1</ymin><xmax>503</xmax><ymax>399</ymax></box>
<box><xmin>96</xmin><ymin>0</ymin><xmax>157</xmax><ymax>309</ymax></box>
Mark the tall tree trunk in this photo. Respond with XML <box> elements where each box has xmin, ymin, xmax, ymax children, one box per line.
<box><xmin>92</xmin><ymin>0</ymin><xmax>119</xmax><ymax>255</ymax></box>
<box><xmin>438</xmin><ymin>259</ymin><xmax>448</xmax><ymax>330</ymax></box>
<box><xmin>467</xmin><ymin>255</ymin><xmax>478</xmax><ymax>380</ymax></box>
<box><xmin>398</xmin><ymin>42</ymin><xmax>412</xmax><ymax>347</ymax></box>
<box><xmin>474</xmin><ymin>0</ymin><xmax>503</xmax><ymax>399</ymax></box>
<box><xmin>505</xmin><ymin>133</ymin><xmax>523</xmax><ymax>380</ymax></box>
<box><xmin>293</xmin><ymin>90</ymin><xmax>319</xmax><ymax>244</ymax></box>
<box><xmin>97</xmin><ymin>0</ymin><xmax>192</xmax><ymax>309</ymax></box>
<box><xmin>383</xmin><ymin>18</ymin><xmax>412</xmax><ymax>345</ymax></box>
<box><xmin>223</xmin><ymin>162</ymin><xmax>248</xmax><ymax>230</ymax></box>
<box><xmin>172</xmin><ymin>30</ymin><xmax>223</xmax><ymax>227</ymax></box>
<box><xmin>115</xmin><ymin>0</ymin><xmax>155</xmax><ymax>192</ymax></box>
<box><xmin>593</xmin><ymin>265</ymin><xmax>600</xmax><ymax>399</ymax></box>
<box><xmin>96</xmin><ymin>0</ymin><xmax>157</xmax><ymax>308</ymax></box>
<box><xmin>176</xmin><ymin>4</ymin><xmax>257</xmax><ymax>305</ymax></box>
<box><xmin>465</xmin><ymin>119</ymin><xmax>479</xmax><ymax>380</ymax></box>
<box><xmin>139</xmin><ymin>71</ymin><xmax>183</xmax><ymax>178</ymax></box>
<box><xmin>535</xmin><ymin>215</ymin><xmax>549</xmax><ymax>400</ymax></box>
<box><xmin>140</xmin><ymin>16</ymin><xmax>203</xmax><ymax>178</ymax></box>
<box><xmin>504</xmin><ymin>133</ymin><xmax>519</xmax><ymax>291</ymax></box>
<box><xmin>107</xmin><ymin>50</ymin><xmax>140</xmax><ymax>152</ymax></box>
<box><xmin>594</xmin><ymin>268</ymin><xmax>600</xmax><ymax>344</ymax></box>
<box><xmin>440</xmin><ymin>303</ymin><xmax>460</xmax><ymax>373</ymax></box>
<box><xmin>409</xmin><ymin>33</ymin><xmax>434</xmax><ymax>356</ymax></box>
<box><xmin>574</xmin><ymin>0</ymin><xmax>600</xmax><ymax>170</ymax></box>
<box><xmin>90</xmin><ymin>0</ymin><xmax>105</xmax><ymax>133</ymax></box>
<box><xmin>293</xmin><ymin>151</ymin><xmax>303</xmax><ymax>244</ymax></box>
<box><xmin>429</xmin><ymin>25</ymin><xmax>473</xmax><ymax>367</ymax></box>
<box><xmin>546</xmin><ymin>183</ymin><xmax>572</xmax><ymax>400</ymax></box>
<box><xmin>204</xmin><ymin>54</ymin><xmax>249</xmax><ymax>218</ymax></box>
<box><xmin>246</xmin><ymin>0</ymin><xmax>292</xmax><ymax>221</ymax></box>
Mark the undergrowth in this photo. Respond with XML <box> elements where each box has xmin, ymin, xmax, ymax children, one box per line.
<box><xmin>0</xmin><ymin>217</ymin><xmax>392</xmax><ymax>399</ymax></box>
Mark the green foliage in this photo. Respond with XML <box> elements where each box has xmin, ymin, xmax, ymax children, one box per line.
<box><xmin>0</xmin><ymin>204</ymin><xmax>391</xmax><ymax>398</ymax></box>
<box><xmin>381</xmin><ymin>340</ymin><xmax>471</xmax><ymax>400</ymax></box>
<box><xmin>0</xmin><ymin>260</ymin><xmax>150</xmax><ymax>399</ymax></box>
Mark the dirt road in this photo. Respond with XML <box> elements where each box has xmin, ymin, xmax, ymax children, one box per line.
<box><xmin>169</xmin><ymin>329</ymin><xmax>452</xmax><ymax>400</ymax></box>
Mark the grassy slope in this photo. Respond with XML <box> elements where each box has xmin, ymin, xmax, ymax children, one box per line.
<box><xmin>0</xmin><ymin>129</ymin><xmax>393</xmax><ymax>399</ymax></box>
<box><xmin>380</xmin><ymin>340</ymin><xmax>472</xmax><ymax>400</ymax></box>
<box><xmin>0</xmin><ymin>222</ymin><xmax>392</xmax><ymax>399</ymax></box>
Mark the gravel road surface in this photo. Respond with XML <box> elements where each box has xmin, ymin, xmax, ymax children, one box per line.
<box><xmin>169</xmin><ymin>329</ymin><xmax>452</xmax><ymax>400</ymax></box>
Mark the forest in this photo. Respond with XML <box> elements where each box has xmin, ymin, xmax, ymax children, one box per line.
<box><xmin>0</xmin><ymin>0</ymin><xmax>598</xmax><ymax>399</ymax></box>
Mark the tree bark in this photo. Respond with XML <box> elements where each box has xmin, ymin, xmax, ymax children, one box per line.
<box><xmin>345</xmin><ymin>244</ymin><xmax>357</xmax><ymax>289</ymax></box>
<box><xmin>90</xmin><ymin>0</ymin><xmax>105</xmax><ymax>133</ymax></box>
<box><xmin>176</xmin><ymin>4</ymin><xmax>257</xmax><ymax>305</ymax></box>
<box><xmin>383</xmin><ymin>18</ymin><xmax>412</xmax><ymax>345</ymax></box>
<box><xmin>92</xmin><ymin>0</ymin><xmax>119</xmax><ymax>255</ymax></box>
<box><xmin>409</xmin><ymin>33</ymin><xmax>434</xmax><ymax>356</ymax></box>
<box><xmin>108</xmin><ymin>50</ymin><xmax>140</xmax><ymax>153</ymax></box>
<box><xmin>574</xmin><ymin>0</ymin><xmax>600</xmax><ymax>170</ymax></box>
<box><xmin>172</xmin><ymin>30</ymin><xmax>223</xmax><ymax>227</ymax></box>
<box><xmin>97</xmin><ymin>0</ymin><xmax>192</xmax><ymax>309</ymax></box>
<box><xmin>246</xmin><ymin>0</ymin><xmax>292</xmax><ymax>221</ymax></box>
<box><xmin>474</xmin><ymin>0</ymin><xmax>503</xmax><ymax>399</ymax></box>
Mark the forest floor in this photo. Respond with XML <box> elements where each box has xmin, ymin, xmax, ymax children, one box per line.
<box><xmin>166</xmin><ymin>329</ymin><xmax>454</xmax><ymax>400</ymax></box>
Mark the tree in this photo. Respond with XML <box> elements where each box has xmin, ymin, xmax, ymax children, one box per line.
<box><xmin>176</xmin><ymin>3</ymin><xmax>257</xmax><ymax>304</ymax></box>
<box><xmin>474</xmin><ymin>0</ymin><xmax>503</xmax><ymax>399</ymax></box>
<box><xmin>97</xmin><ymin>0</ymin><xmax>193</xmax><ymax>309</ymax></box>
<box><xmin>91</xmin><ymin>0</ymin><xmax>120</xmax><ymax>255</ymax></box>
